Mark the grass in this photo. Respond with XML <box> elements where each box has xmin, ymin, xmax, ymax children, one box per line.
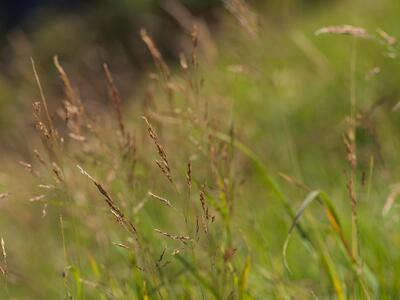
<box><xmin>1</xmin><ymin>0</ymin><xmax>400</xmax><ymax>299</ymax></box>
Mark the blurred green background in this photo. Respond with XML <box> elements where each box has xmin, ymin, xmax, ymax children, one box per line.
<box><xmin>1</xmin><ymin>0</ymin><xmax>400</xmax><ymax>299</ymax></box>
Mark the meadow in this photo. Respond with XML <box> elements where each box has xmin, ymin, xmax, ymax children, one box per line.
<box><xmin>1</xmin><ymin>0</ymin><xmax>400</xmax><ymax>299</ymax></box>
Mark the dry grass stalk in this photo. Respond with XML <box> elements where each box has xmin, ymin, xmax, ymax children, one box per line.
<box><xmin>140</xmin><ymin>28</ymin><xmax>170</xmax><ymax>80</ymax></box>
<box><xmin>179</xmin><ymin>53</ymin><xmax>195</xmax><ymax>91</ymax></box>
<box><xmin>278</xmin><ymin>172</ymin><xmax>310</xmax><ymax>192</ymax></box>
<box><xmin>142</xmin><ymin>116</ymin><xmax>173</xmax><ymax>183</ymax></box>
<box><xmin>224</xmin><ymin>0</ymin><xmax>258</xmax><ymax>38</ymax></box>
<box><xmin>103</xmin><ymin>63</ymin><xmax>126</xmax><ymax>137</ymax></box>
<box><xmin>31</xmin><ymin>58</ymin><xmax>56</xmax><ymax>140</ymax></box>
<box><xmin>157</xmin><ymin>247</ymin><xmax>167</xmax><ymax>263</ymax></box>
<box><xmin>347</xmin><ymin>176</ymin><xmax>357</xmax><ymax>216</ymax></box>
<box><xmin>1</xmin><ymin>237</ymin><xmax>6</xmax><ymax>276</ymax></box>
<box><xmin>199</xmin><ymin>184</ymin><xmax>209</xmax><ymax>233</ymax></box>
<box><xmin>163</xmin><ymin>0</ymin><xmax>216</xmax><ymax>61</ymax></box>
<box><xmin>54</xmin><ymin>56</ymin><xmax>83</xmax><ymax>109</ymax></box>
<box><xmin>344</xmin><ymin>124</ymin><xmax>359</xmax><ymax>259</ymax></box>
<box><xmin>77</xmin><ymin>165</ymin><xmax>137</xmax><ymax>236</ymax></box>
<box><xmin>179</xmin><ymin>53</ymin><xmax>188</xmax><ymax>70</ymax></box>
<box><xmin>52</xmin><ymin>162</ymin><xmax>64</xmax><ymax>182</ymax></box>
<box><xmin>38</xmin><ymin>184</ymin><xmax>55</xmax><ymax>189</ymax></box>
<box><xmin>154</xmin><ymin>229</ymin><xmax>192</xmax><ymax>244</ymax></box>
<box><xmin>195</xmin><ymin>216</ymin><xmax>200</xmax><ymax>238</ymax></box>
<box><xmin>19</xmin><ymin>161</ymin><xmax>39</xmax><ymax>177</ymax></box>
<box><xmin>186</xmin><ymin>160</ymin><xmax>192</xmax><ymax>190</ymax></box>
<box><xmin>69</xmin><ymin>132</ymin><xmax>86</xmax><ymax>142</ymax></box>
<box><xmin>315</xmin><ymin>25</ymin><xmax>369</xmax><ymax>38</ymax></box>
<box><xmin>42</xmin><ymin>203</ymin><xmax>48</xmax><ymax>218</ymax></box>
<box><xmin>343</xmin><ymin>131</ymin><xmax>357</xmax><ymax>170</ymax></box>
<box><xmin>29</xmin><ymin>194</ymin><xmax>46</xmax><ymax>202</ymax></box>
<box><xmin>54</xmin><ymin>56</ymin><xmax>84</xmax><ymax>137</ymax></box>
<box><xmin>33</xmin><ymin>149</ymin><xmax>47</xmax><ymax>167</ymax></box>
<box><xmin>148</xmin><ymin>191</ymin><xmax>173</xmax><ymax>207</ymax></box>
<box><xmin>382</xmin><ymin>184</ymin><xmax>400</xmax><ymax>216</ymax></box>
<box><xmin>32</xmin><ymin>102</ymin><xmax>51</xmax><ymax>140</ymax></box>
<box><xmin>112</xmin><ymin>242</ymin><xmax>130</xmax><ymax>250</ymax></box>
<box><xmin>133</xmin><ymin>197</ymin><xmax>149</xmax><ymax>215</ymax></box>
<box><xmin>191</xmin><ymin>25</ymin><xmax>199</xmax><ymax>69</ymax></box>
<box><xmin>376</xmin><ymin>28</ymin><xmax>396</xmax><ymax>46</ymax></box>
<box><xmin>171</xmin><ymin>249</ymin><xmax>181</xmax><ymax>256</ymax></box>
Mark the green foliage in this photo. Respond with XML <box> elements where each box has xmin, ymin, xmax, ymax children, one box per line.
<box><xmin>2</xmin><ymin>0</ymin><xmax>400</xmax><ymax>299</ymax></box>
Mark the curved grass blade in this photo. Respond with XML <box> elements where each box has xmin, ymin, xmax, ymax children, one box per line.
<box><xmin>210</xmin><ymin>131</ymin><xmax>310</xmax><ymax>240</ymax></box>
<box><xmin>239</xmin><ymin>256</ymin><xmax>251</xmax><ymax>299</ymax></box>
<box><xmin>68</xmin><ymin>265</ymin><xmax>82</xmax><ymax>300</ymax></box>
<box><xmin>282</xmin><ymin>190</ymin><xmax>345</xmax><ymax>299</ymax></box>
<box><xmin>316</xmin><ymin>234</ymin><xmax>345</xmax><ymax>300</ymax></box>
<box><xmin>283</xmin><ymin>190</ymin><xmax>321</xmax><ymax>273</ymax></box>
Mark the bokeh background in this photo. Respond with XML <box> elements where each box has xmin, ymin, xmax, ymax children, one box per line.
<box><xmin>1</xmin><ymin>0</ymin><xmax>400</xmax><ymax>299</ymax></box>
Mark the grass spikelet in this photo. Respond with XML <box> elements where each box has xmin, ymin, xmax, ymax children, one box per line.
<box><xmin>343</xmin><ymin>131</ymin><xmax>357</xmax><ymax>170</ymax></box>
<box><xmin>31</xmin><ymin>58</ymin><xmax>56</xmax><ymax>140</ymax></box>
<box><xmin>54</xmin><ymin>56</ymin><xmax>85</xmax><ymax>139</ymax></box>
<box><xmin>157</xmin><ymin>247</ymin><xmax>167</xmax><ymax>263</ymax></box>
<box><xmin>1</xmin><ymin>237</ymin><xmax>6</xmax><ymax>276</ymax></box>
<box><xmin>199</xmin><ymin>184</ymin><xmax>209</xmax><ymax>233</ymax></box>
<box><xmin>315</xmin><ymin>25</ymin><xmax>369</xmax><ymax>38</ymax></box>
<box><xmin>29</xmin><ymin>194</ymin><xmax>46</xmax><ymax>202</ymax></box>
<box><xmin>19</xmin><ymin>161</ymin><xmax>39</xmax><ymax>177</ymax></box>
<box><xmin>77</xmin><ymin>165</ymin><xmax>137</xmax><ymax>236</ymax></box>
<box><xmin>112</xmin><ymin>242</ymin><xmax>130</xmax><ymax>250</ymax></box>
<box><xmin>33</xmin><ymin>149</ymin><xmax>47</xmax><ymax>167</ymax></box>
<box><xmin>103</xmin><ymin>63</ymin><xmax>126</xmax><ymax>137</ymax></box>
<box><xmin>140</xmin><ymin>28</ymin><xmax>170</xmax><ymax>80</ymax></box>
<box><xmin>142</xmin><ymin>116</ymin><xmax>173</xmax><ymax>184</ymax></box>
<box><xmin>42</xmin><ymin>203</ymin><xmax>48</xmax><ymax>218</ymax></box>
<box><xmin>32</xmin><ymin>102</ymin><xmax>51</xmax><ymax>140</ymax></box>
<box><xmin>179</xmin><ymin>53</ymin><xmax>188</xmax><ymax>71</ymax></box>
<box><xmin>54</xmin><ymin>56</ymin><xmax>82</xmax><ymax>109</ymax></box>
<box><xmin>153</xmin><ymin>229</ymin><xmax>192</xmax><ymax>244</ymax></box>
<box><xmin>376</xmin><ymin>28</ymin><xmax>396</xmax><ymax>46</ymax></box>
<box><xmin>148</xmin><ymin>191</ymin><xmax>173</xmax><ymax>207</ymax></box>
<box><xmin>382</xmin><ymin>184</ymin><xmax>400</xmax><ymax>216</ymax></box>
<box><xmin>52</xmin><ymin>162</ymin><xmax>64</xmax><ymax>182</ymax></box>
<box><xmin>186</xmin><ymin>160</ymin><xmax>192</xmax><ymax>191</ymax></box>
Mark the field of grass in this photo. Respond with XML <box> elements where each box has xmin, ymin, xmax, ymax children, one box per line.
<box><xmin>1</xmin><ymin>0</ymin><xmax>400</xmax><ymax>299</ymax></box>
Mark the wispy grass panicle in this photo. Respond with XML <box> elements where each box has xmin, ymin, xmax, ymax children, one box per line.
<box><xmin>32</xmin><ymin>101</ymin><xmax>51</xmax><ymax>141</ymax></box>
<box><xmin>103</xmin><ymin>63</ymin><xmax>126</xmax><ymax>138</ymax></box>
<box><xmin>153</xmin><ymin>229</ymin><xmax>192</xmax><ymax>244</ymax></box>
<box><xmin>0</xmin><ymin>238</ymin><xmax>6</xmax><ymax>277</ymax></box>
<box><xmin>315</xmin><ymin>25</ymin><xmax>369</xmax><ymax>38</ymax></box>
<box><xmin>77</xmin><ymin>165</ymin><xmax>137</xmax><ymax>236</ymax></box>
<box><xmin>142</xmin><ymin>116</ymin><xmax>173</xmax><ymax>184</ymax></box>
<box><xmin>140</xmin><ymin>28</ymin><xmax>171</xmax><ymax>80</ymax></box>
<box><xmin>224</xmin><ymin>0</ymin><xmax>259</xmax><ymax>38</ymax></box>
<box><xmin>31</xmin><ymin>58</ymin><xmax>58</xmax><ymax>142</ymax></box>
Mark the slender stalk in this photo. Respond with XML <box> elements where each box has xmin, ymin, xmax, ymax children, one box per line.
<box><xmin>349</xmin><ymin>37</ymin><xmax>359</xmax><ymax>262</ymax></box>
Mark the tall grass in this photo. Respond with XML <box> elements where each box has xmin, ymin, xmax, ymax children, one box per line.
<box><xmin>2</xmin><ymin>0</ymin><xmax>400</xmax><ymax>299</ymax></box>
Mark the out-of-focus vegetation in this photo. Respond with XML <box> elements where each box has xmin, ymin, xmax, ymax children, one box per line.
<box><xmin>1</xmin><ymin>0</ymin><xmax>400</xmax><ymax>299</ymax></box>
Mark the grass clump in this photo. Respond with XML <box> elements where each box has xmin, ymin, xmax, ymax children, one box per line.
<box><xmin>2</xmin><ymin>0</ymin><xmax>400</xmax><ymax>299</ymax></box>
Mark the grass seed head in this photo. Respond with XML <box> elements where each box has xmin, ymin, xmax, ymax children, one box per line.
<box><xmin>315</xmin><ymin>25</ymin><xmax>369</xmax><ymax>38</ymax></box>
